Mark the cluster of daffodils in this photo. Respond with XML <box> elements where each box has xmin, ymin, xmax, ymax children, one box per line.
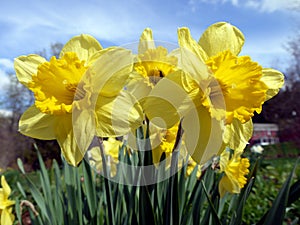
<box><xmin>14</xmin><ymin>22</ymin><xmax>284</xmax><ymax>196</ymax></box>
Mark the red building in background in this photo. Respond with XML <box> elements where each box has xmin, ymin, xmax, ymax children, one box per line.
<box><xmin>250</xmin><ymin>123</ymin><xmax>279</xmax><ymax>146</ymax></box>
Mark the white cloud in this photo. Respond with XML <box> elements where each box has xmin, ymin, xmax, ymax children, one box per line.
<box><xmin>189</xmin><ymin>0</ymin><xmax>300</xmax><ymax>12</ymax></box>
<box><xmin>0</xmin><ymin>58</ymin><xmax>13</xmax><ymax>93</ymax></box>
<box><xmin>0</xmin><ymin>70</ymin><xmax>10</xmax><ymax>92</ymax></box>
<box><xmin>0</xmin><ymin>0</ymin><xmax>182</xmax><ymax>59</ymax></box>
<box><xmin>0</xmin><ymin>59</ymin><xmax>14</xmax><ymax>71</ymax></box>
<box><xmin>249</xmin><ymin>0</ymin><xmax>300</xmax><ymax>12</ymax></box>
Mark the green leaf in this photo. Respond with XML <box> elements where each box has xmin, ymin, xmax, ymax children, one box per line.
<box><xmin>35</xmin><ymin>150</ymin><xmax>56</xmax><ymax>224</ymax></box>
<box><xmin>287</xmin><ymin>178</ymin><xmax>300</xmax><ymax>206</ymax></box>
<box><xmin>15</xmin><ymin>199</ymin><xmax>22</xmax><ymax>225</ymax></box>
<box><xmin>201</xmin><ymin>180</ymin><xmax>222</xmax><ymax>225</ymax></box>
<box><xmin>82</xmin><ymin>159</ymin><xmax>97</xmax><ymax>217</ymax></box>
<box><xmin>257</xmin><ymin>159</ymin><xmax>298</xmax><ymax>225</ymax></box>
<box><xmin>52</xmin><ymin>160</ymin><xmax>64</xmax><ymax>223</ymax></box>
<box><xmin>139</xmin><ymin>184</ymin><xmax>156</xmax><ymax>225</ymax></box>
<box><xmin>25</xmin><ymin>173</ymin><xmax>52</xmax><ymax>224</ymax></box>
<box><xmin>17</xmin><ymin>181</ymin><xmax>27</xmax><ymax>198</ymax></box>
<box><xmin>229</xmin><ymin>178</ymin><xmax>255</xmax><ymax>225</ymax></box>
<box><xmin>17</xmin><ymin>158</ymin><xmax>25</xmax><ymax>174</ymax></box>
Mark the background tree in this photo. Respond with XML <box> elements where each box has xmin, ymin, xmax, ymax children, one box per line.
<box><xmin>0</xmin><ymin>43</ymin><xmax>64</xmax><ymax>170</ymax></box>
<box><xmin>253</xmin><ymin>31</ymin><xmax>300</xmax><ymax>148</ymax></box>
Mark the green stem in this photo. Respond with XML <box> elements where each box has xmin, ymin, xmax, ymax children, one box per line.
<box><xmin>164</xmin><ymin>122</ymin><xmax>183</xmax><ymax>225</ymax></box>
<box><xmin>98</xmin><ymin>137</ymin><xmax>115</xmax><ymax>225</ymax></box>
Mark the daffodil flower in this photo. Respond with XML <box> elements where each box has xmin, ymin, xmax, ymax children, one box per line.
<box><xmin>15</xmin><ymin>34</ymin><xmax>143</xmax><ymax>166</ymax></box>
<box><xmin>89</xmin><ymin>138</ymin><xmax>122</xmax><ymax>177</ymax></box>
<box><xmin>0</xmin><ymin>176</ymin><xmax>15</xmax><ymax>225</ymax></box>
<box><xmin>179</xmin><ymin>22</ymin><xmax>284</xmax><ymax>153</ymax></box>
<box><xmin>143</xmin><ymin>22</ymin><xmax>284</xmax><ymax>163</ymax></box>
<box><xmin>151</xmin><ymin>123</ymin><xmax>201</xmax><ymax>178</ymax></box>
<box><xmin>150</xmin><ymin>123</ymin><xmax>179</xmax><ymax>165</ymax></box>
<box><xmin>127</xmin><ymin>28</ymin><xmax>179</xmax><ymax>106</ymax></box>
<box><xmin>218</xmin><ymin>150</ymin><xmax>250</xmax><ymax>197</ymax></box>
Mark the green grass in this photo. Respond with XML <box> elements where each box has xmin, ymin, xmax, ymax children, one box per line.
<box><xmin>242</xmin><ymin>156</ymin><xmax>300</xmax><ymax>224</ymax></box>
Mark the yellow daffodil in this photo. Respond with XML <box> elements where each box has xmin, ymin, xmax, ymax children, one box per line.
<box><xmin>178</xmin><ymin>22</ymin><xmax>284</xmax><ymax>153</ymax></box>
<box><xmin>218</xmin><ymin>150</ymin><xmax>250</xmax><ymax>197</ymax></box>
<box><xmin>15</xmin><ymin>34</ymin><xmax>143</xmax><ymax>166</ymax></box>
<box><xmin>151</xmin><ymin>123</ymin><xmax>201</xmax><ymax>178</ymax></box>
<box><xmin>127</xmin><ymin>28</ymin><xmax>179</xmax><ymax>105</ymax></box>
<box><xmin>150</xmin><ymin>123</ymin><xmax>179</xmax><ymax>165</ymax></box>
<box><xmin>143</xmin><ymin>22</ymin><xmax>284</xmax><ymax>164</ymax></box>
<box><xmin>185</xmin><ymin>158</ymin><xmax>201</xmax><ymax>179</ymax></box>
<box><xmin>89</xmin><ymin>138</ymin><xmax>123</xmax><ymax>177</ymax></box>
<box><xmin>0</xmin><ymin>176</ymin><xmax>15</xmax><ymax>225</ymax></box>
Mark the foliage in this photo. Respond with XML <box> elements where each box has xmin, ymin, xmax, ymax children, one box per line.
<box><xmin>243</xmin><ymin>157</ymin><xmax>300</xmax><ymax>224</ymax></box>
<box><xmin>5</xmin><ymin>144</ymin><xmax>299</xmax><ymax>225</ymax></box>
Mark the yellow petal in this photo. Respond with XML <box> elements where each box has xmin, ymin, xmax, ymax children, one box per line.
<box><xmin>223</xmin><ymin>119</ymin><xmax>253</xmax><ymax>153</ymax></box>
<box><xmin>182</xmin><ymin>105</ymin><xmax>224</xmax><ymax>164</ymax></box>
<box><xmin>198</xmin><ymin>22</ymin><xmax>245</xmax><ymax>57</ymax></box>
<box><xmin>143</xmin><ymin>70</ymin><xmax>201</xmax><ymax>128</ymax></box>
<box><xmin>1</xmin><ymin>176</ymin><xmax>10</xmax><ymax>200</ymax></box>
<box><xmin>88</xmin><ymin>47</ymin><xmax>133</xmax><ymax>97</ymax></box>
<box><xmin>72</xmin><ymin>108</ymin><xmax>96</xmax><ymax>158</ymax></box>
<box><xmin>14</xmin><ymin>54</ymin><xmax>46</xmax><ymax>87</ymax></box>
<box><xmin>261</xmin><ymin>68</ymin><xmax>285</xmax><ymax>101</ymax></box>
<box><xmin>55</xmin><ymin>115</ymin><xmax>85</xmax><ymax>166</ymax></box>
<box><xmin>126</xmin><ymin>72</ymin><xmax>152</xmax><ymax>101</ymax></box>
<box><xmin>219</xmin><ymin>175</ymin><xmax>240</xmax><ymax>197</ymax></box>
<box><xmin>0</xmin><ymin>177</ymin><xmax>15</xmax><ymax>210</ymax></box>
<box><xmin>178</xmin><ymin>27</ymin><xmax>209</xmax><ymax>63</ymax></box>
<box><xmin>19</xmin><ymin>105</ymin><xmax>56</xmax><ymax>140</ymax></box>
<box><xmin>138</xmin><ymin>28</ymin><xmax>156</xmax><ymax>54</ymax></box>
<box><xmin>1</xmin><ymin>208</ymin><xmax>15</xmax><ymax>225</ymax></box>
<box><xmin>104</xmin><ymin>138</ymin><xmax>122</xmax><ymax>160</ymax></box>
<box><xmin>60</xmin><ymin>34</ymin><xmax>102</xmax><ymax>65</ymax></box>
<box><xmin>89</xmin><ymin>146</ymin><xmax>102</xmax><ymax>163</ymax></box>
<box><xmin>150</xmin><ymin>123</ymin><xmax>178</xmax><ymax>165</ymax></box>
<box><xmin>95</xmin><ymin>91</ymin><xmax>143</xmax><ymax>137</ymax></box>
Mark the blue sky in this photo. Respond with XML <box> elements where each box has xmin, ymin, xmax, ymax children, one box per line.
<box><xmin>0</xmin><ymin>0</ymin><xmax>299</xmax><ymax>91</ymax></box>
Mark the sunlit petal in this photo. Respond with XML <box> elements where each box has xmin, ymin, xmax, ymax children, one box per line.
<box><xmin>89</xmin><ymin>47</ymin><xmax>133</xmax><ymax>97</ymax></box>
<box><xmin>126</xmin><ymin>72</ymin><xmax>153</xmax><ymax>101</ymax></box>
<box><xmin>95</xmin><ymin>91</ymin><xmax>143</xmax><ymax>137</ymax></box>
<box><xmin>60</xmin><ymin>34</ymin><xmax>102</xmax><ymax>65</ymax></box>
<box><xmin>261</xmin><ymin>68</ymin><xmax>285</xmax><ymax>100</ymax></box>
<box><xmin>72</xmin><ymin>108</ymin><xmax>96</xmax><ymax>158</ymax></box>
<box><xmin>198</xmin><ymin>22</ymin><xmax>245</xmax><ymax>57</ymax></box>
<box><xmin>55</xmin><ymin>115</ymin><xmax>85</xmax><ymax>166</ymax></box>
<box><xmin>144</xmin><ymin>70</ymin><xmax>201</xmax><ymax>128</ymax></box>
<box><xmin>14</xmin><ymin>54</ymin><xmax>46</xmax><ymax>87</ymax></box>
<box><xmin>183</xmin><ymin>106</ymin><xmax>224</xmax><ymax>164</ymax></box>
<box><xmin>223</xmin><ymin>119</ymin><xmax>253</xmax><ymax>153</ymax></box>
<box><xmin>178</xmin><ymin>27</ymin><xmax>208</xmax><ymax>62</ymax></box>
<box><xmin>19</xmin><ymin>105</ymin><xmax>56</xmax><ymax>140</ymax></box>
<box><xmin>138</xmin><ymin>28</ymin><xmax>156</xmax><ymax>54</ymax></box>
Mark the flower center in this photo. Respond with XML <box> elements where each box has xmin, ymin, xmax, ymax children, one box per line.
<box><xmin>29</xmin><ymin>52</ymin><xmax>88</xmax><ymax>115</ymax></box>
<box><xmin>205</xmin><ymin>50</ymin><xmax>268</xmax><ymax>124</ymax></box>
<box><xmin>134</xmin><ymin>46</ymin><xmax>178</xmax><ymax>86</ymax></box>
